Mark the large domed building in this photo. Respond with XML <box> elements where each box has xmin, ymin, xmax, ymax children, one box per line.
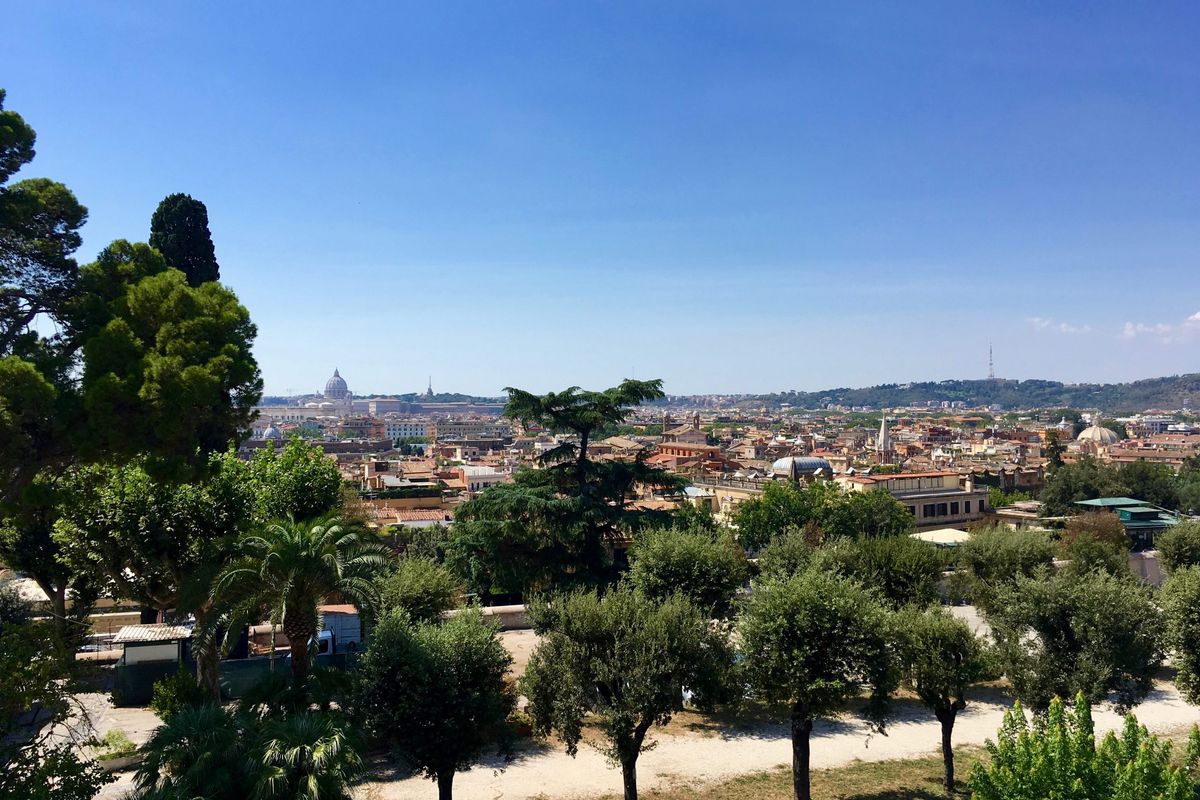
<box><xmin>323</xmin><ymin>368</ymin><xmax>351</xmax><ymax>401</ymax></box>
<box><xmin>1077</xmin><ymin>422</ymin><xmax>1119</xmax><ymax>446</ymax></box>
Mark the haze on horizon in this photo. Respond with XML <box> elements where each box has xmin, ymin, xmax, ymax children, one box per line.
<box><xmin>7</xmin><ymin>3</ymin><xmax>1200</xmax><ymax>397</ymax></box>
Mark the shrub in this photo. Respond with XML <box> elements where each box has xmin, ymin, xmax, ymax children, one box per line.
<box><xmin>91</xmin><ymin>729</ymin><xmax>137</xmax><ymax>761</ymax></box>
<box><xmin>956</xmin><ymin>526</ymin><xmax>1054</xmax><ymax>610</ymax></box>
<box><xmin>627</xmin><ymin>527</ymin><xmax>749</xmax><ymax>618</ymax></box>
<box><xmin>1157</xmin><ymin>520</ymin><xmax>1200</xmax><ymax>572</ymax></box>
<box><xmin>378</xmin><ymin>556</ymin><xmax>460</xmax><ymax>623</ymax></box>
<box><xmin>969</xmin><ymin>694</ymin><xmax>1193</xmax><ymax>800</ymax></box>
<box><xmin>822</xmin><ymin>535</ymin><xmax>944</xmax><ymax>609</ymax></box>
<box><xmin>150</xmin><ymin>666</ymin><xmax>209</xmax><ymax>722</ymax></box>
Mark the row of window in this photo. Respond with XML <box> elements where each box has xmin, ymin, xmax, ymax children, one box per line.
<box><xmin>905</xmin><ymin>500</ymin><xmax>973</xmax><ymax>519</ymax></box>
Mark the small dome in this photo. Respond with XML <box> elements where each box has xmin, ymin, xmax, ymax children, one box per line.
<box><xmin>1077</xmin><ymin>424</ymin><xmax>1119</xmax><ymax>445</ymax></box>
<box><xmin>262</xmin><ymin>423</ymin><xmax>282</xmax><ymax>440</ymax></box>
<box><xmin>324</xmin><ymin>368</ymin><xmax>350</xmax><ymax>399</ymax></box>
<box><xmin>771</xmin><ymin>456</ymin><xmax>833</xmax><ymax>478</ymax></box>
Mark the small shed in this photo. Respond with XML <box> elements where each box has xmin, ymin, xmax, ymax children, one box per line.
<box><xmin>112</xmin><ymin>624</ymin><xmax>192</xmax><ymax>665</ymax></box>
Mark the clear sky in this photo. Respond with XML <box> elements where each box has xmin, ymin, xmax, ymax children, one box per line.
<box><xmin>6</xmin><ymin>3</ymin><xmax>1199</xmax><ymax>396</ymax></box>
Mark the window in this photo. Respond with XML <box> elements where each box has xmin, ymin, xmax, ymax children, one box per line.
<box><xmin>951</xmin><ymin>501</ymin><xmax>960</xmax><ymax>515</ymax></box>
<box><xmin>965</xmin><ymin>501</ymin><xmax>972</xmax><ymax>513</ymax></box>
<box><xmin>922</xmin><ymin>504</ymin><xmax>935</xmax><ymax>518</ymax></box>
<box><xmin>937</xmin><ymin>503</ymin><xmax>948</xmax><ymax>516</ymax></box>
<box><xmin>906</xmin><ymin>505</ymin><xmax>916</xmax><ymax>516</ymax></box>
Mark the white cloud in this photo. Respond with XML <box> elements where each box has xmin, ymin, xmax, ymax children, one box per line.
<box><xmin>1120</xmin><ymin>311</ymin><xmax>1200</xmax><ymax>342</ymax></box>
<box><xmin>1026</xmin><ymin>317</ymin><xmax>1091</xmax><ymax>335</ymax></box>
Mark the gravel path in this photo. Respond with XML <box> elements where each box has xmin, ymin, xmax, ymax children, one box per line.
<box><xmin>356</xmin><ymin>683</ymin><xmax>1200</xmax><ymax>800</ymax></box>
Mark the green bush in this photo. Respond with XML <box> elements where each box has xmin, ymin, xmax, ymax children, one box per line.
<box><xmin>969</xmin><ymin>694</ymin><xmax>1194</xmax><ymax>800</ymax></box>
<box><xmin>150</xmin><ymin>666</ymin><xmax>208</xmax><ymax>722</ymax></box>
<box><xmin>379</xmin><ymin>556</ymin><xmax>460</xmax><ymax>623</ymax></box>
<box><xmin>1157</xmin><ymin>520</ymin><xmax>1200</xmax><ymax>572</ymax></box>
<box><xmin>91</xmin><ymin>729</ymin><xmax>137</xmax><ymax>761</ymax></box>
<box><xmin>822</xmin><ymin>535</ymin><xmax>944</xmax><ymax>609</ymax></box>
<box><xmin>627</xmin><ymin>527</ymin><xmax>748</xmax><ymax>618</ymax></box>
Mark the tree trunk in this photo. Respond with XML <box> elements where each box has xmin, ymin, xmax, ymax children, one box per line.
<box><xmin>283</xmin><ymin>607</ymin><xmax>316</xmax><ymax>684</ymax></box>
<box><xmin>195</xmin><ymin>640</ymin><xmax>221</xmax><ymax>699</ymax></box>
<box><xmin>936</xmin><ymin>706</ymin><xmax>957</xmax><ymax>791</ymax></box>
<box><xmin>437</xmin><ymin>770</ymin><xmax>454</xmax><ymax>800</ymax></box>
<box><xmin>288</xmin><ymin>634</ymin><xmax>309</xmax><ymax>682</ymax></box>
<box><xmin>621</xmin><ymin>756</ymin><xmax>638</xmax><ymax>800</ymax></box>
<box><xmin>791</xmin><ymin>705</ymin><xmax>813</xmax><ymax>800</ymax></box>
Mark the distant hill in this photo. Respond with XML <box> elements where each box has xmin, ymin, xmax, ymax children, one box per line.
<box><xmin>755</xmin><ymin>374</ymin><xmax>1200</xmax><ymax>412</ymax></box>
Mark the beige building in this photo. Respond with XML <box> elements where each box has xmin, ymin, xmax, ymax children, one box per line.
<box><xmin>835</xmin><ymin>471</ymin><xmax>990</xmax><ymax>530</ymax></box>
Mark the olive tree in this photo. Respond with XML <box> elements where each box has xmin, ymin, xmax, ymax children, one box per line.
<box><xmin>378</xmin><ymin>557</ymin><xmax>460</xmax><ymax>624</ymax></box>
<box><xmin>1157</xmin><ymin>520</ymin><xmax>1200</xmax><ymax>572</ymax></box>
<box><xmin>357</xmin><ymin>610</ymin><xmax>514</xmax><ymax>800</ymax></box>
<box><xmin>1160</xmin><ymin>565</ymin><xmax>1200</xmax><ymax>704</ymax></box>
<box><xmin>740</xmin><ymin>569</ymin><xmax>896</xmax><ymax>800</ymax></box>
<box><xmin>895</xmin><ymin>606</ymin><xmax>988</xmax><ymax>790</ymax></box>
<box><xmin>627</xmin><ymin>527</ymin><xmax>748</xmax><ymax>618</ymax></box>
<box><xmin>522</xmin><ymin>587</ymin><xmax>732</xmax><ymax>800</ymax></box>
<box><xmin>985</xmin><ymin>568</ymin><xmax>1162</xmax><ymax>712</ymax></box>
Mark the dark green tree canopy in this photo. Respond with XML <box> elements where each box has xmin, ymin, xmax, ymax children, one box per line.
<box><xmin>627</xmin><ymin>526</ymin><xmax>748</xmax><ymax>619</ymax></box>
<box><xmin>149</xmin><ymin>193</ymin><xmax>220</xmax><ymax>286</ymax></box>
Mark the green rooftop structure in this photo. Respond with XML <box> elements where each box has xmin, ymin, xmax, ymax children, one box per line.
<box><xmin>1075</xmin><ymin>497</ymin><xmax>1179</xmax><ymax>550</ymax></box>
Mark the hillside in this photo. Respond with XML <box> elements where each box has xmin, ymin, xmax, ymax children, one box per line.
<box><xmin>756</xmin><ymin>373</ymin><xmax>1200</xmax><ymax>412</ymax></box>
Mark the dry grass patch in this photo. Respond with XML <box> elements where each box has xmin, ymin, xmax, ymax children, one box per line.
<box><xmin>581</xmin><ymin>746</ymin><xmax>987</xmax><ymax>800</ymax></box>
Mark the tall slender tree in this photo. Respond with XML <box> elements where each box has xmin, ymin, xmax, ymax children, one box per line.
<box><xmin>149</xmin><ymin>193</ymin><xmax>220</xmax><ymax>286</ymax></box>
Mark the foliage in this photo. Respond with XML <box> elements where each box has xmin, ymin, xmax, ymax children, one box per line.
<box><xmin>739</xmin><ymin>569</ymin><xmax>896</xmax><ymax>800</ymax></box>
<box><xmin>1059</xmin><ymin>510</ymin><xmax>1130</xmax><ymax>577</ymax></box>
<box><xmin>149</xmin><ymin>193</ymin><xmax>220</xmax><ymax>286</ymax></box>
<box><xmin>953</xmin><ymin>526</ymin><xmax>1054</xmax><ymax>610</ymax></box>
<box><xmin>988</xmin><ymin>488</ymin><xmax>1031</xmax><ymax>509</ymax></box>
<box><xmin>447</xmin><ymin>380</ymin><xmax>681</xmax><ymax>598</ymax></box>
<box><xmin>985</xmin><ymin>567</ymin><xmax>1162</xmax><ymax>712</ymax></box>
<box><xmin>357</xmin><ymin>609</ymin><xmax>514</xmax><ymax>799</ymax></box>
<box><xmin>151</xmin><ymin>666</ymin><xmax>210</xmax><ymax>723</ymax></box>
<box><xmin>0</xmin><ymin>616</ymin><xmax>112</xmax><ymax>799</ymax></box>
<box><xmin>378</xmin><ymin>557</ymin><xmax>459</xmax><ymax>623</ymax></box>
<box><xmin>968</xmin><ymin>694</ymin><xmax>1193</xmax><ymax>800</ymax></box>
<box><xmin>1157</xmin><ymin>520</ymin><xmax>1200</xmax><ymax>572</ymax></box>
<box><xmin>822</xmin><ymin>489</ymin><xmax>915</xmax><ymax>540</ymax></box>
<box><xmin>894</xmin><ymin>606</ymin><xmax>988</xmax><ymax>790</ymax></box>
<box><xmin>755</xmin><ymin>524</ymin><xmax>822</xmax><ymax>579</ymax></box>
<box><xmin>627</xmin><ymin>526</ymin><xmax>748</xmax><ymax>618</ymax></box>
<box><xmin>92</xmin><ymin>728</ymin><xmax>138</xmax><ymax>760</ymax></box>
<box><xmin>1040</xmin><ymin>457</ymin><xmax>1131</xmax><ymax>516</ymax></box>
<box><xmin>211</xmin><ymin>516</ymin><xmax>393</xmax><ymax>682</ymax></box>
<box><xmin>731</xmin><ymin>481</ymin><xmax>837</xmax><ymax>552</ymax></box>
<box><xmin>247</xmin><ymin>438</ymin><xmax>344</xmax><ymax>522</ymax></box>
<box><xmin>523</xmin><ymin>586</ymin><xmax>732</xmax><ymax>800</ymax></box>
<box><xmin>131</xmin><ymin>699</ymin><xmax>363</xmax><ymax>800</ymax></box>
<box><xmin>821</xmin><ymin>535</ymin><xmax>943</xmax><ymax>609</ymax></box>
<box><xmin>1160</xmin><ymin>566</ymin><xmax>1200</xmax><ymax>704</ymax></box>
<box><xmin>0</xmin><ymin>580</ymin><xmax>31</xmax><ymax>627</ymax></box>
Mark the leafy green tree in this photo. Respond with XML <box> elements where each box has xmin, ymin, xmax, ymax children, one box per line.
<box><xmin>756</xmin><ymin>524</ymin><xmax>822</xmax><ymax>579</ymax></box>
<box><xmin>740</xmin><ymin>569</ymin><xmax>896</xmax><ymax>800</ymax></box>
<box><xmin>523</xmin><ymin>587</ymin><xmax>732</xmax><ymax>800</ymax></box>
<box><xmin>246</xmin><ymin>438</ymin><xmax>344</xmax><ymax>522</ymax></box>
<box><xmin>627</xmin><ymin>527</ymin><xmax>748</xmax><ymax>618</ymax></box>
<box><xmin>954</xmin><ymin>526</ymin><xmax>1055</xmax><ymax>610</ymax></box>
<box><xmin>0</xmin><ymin>89</ymin><xmax>88</xmax><ymax>355</ymax></box>
<box><xmin>1058</xmin><ymin>510</ymin><xmax>1130</xmax><ymax>578</ymax></box>
<box><xmin>1157</xmin><ymin>520</ymin><xmax>1200</xmax><ymax>572</ymax></box>
<box><xmin>1119</xmin><ymin>461</ymin><xmax>1181</xmax><ymax>510</ymax></box>
<box><xmin>822</xmin><ymin>535</ymin><xmax>943</xmax><ymax>609</ymax></box>
<box><xmin>730</xmin><ymin>480</ymin><xmax>836</xmax><ymax>551</ymax></box>
<box><xmin>822</xmin><ymin>488</ymin><xmax>915</xmax><ymax>540</ymax></box>
<box><xmin>1044</xmin><ymin>429</ymin><xmax>1066</xmax><ymax>469</ymax></box>
<box><xmin>212</xmin><ymin>516</ymin><xmax>393</xmax><ymax>682</ymax></box>
<box><xmin>378</xmin><ymin>557</ymin><xmax>460</xmax><ymax>623</ymax></box>
<box><xmin>357</xmin><ymin>610</ymin><xmax>514</xmax><ymax>800</ymax></box>
<box><xmin>1039</xmin><ymin>457</ymin><xmax>1128</xmax><ymax>516</ymax></box>
<box><xmin>969</xmin><ymin>694</ymin><xmax>1193</xmax><ymax>800</ymax></box>
<box><xmin>988</xmin><ymin>488</ymin><xmax>1031</xmax><ymax>509</ymax></box>
<box><xmin>447</xmin><ymin>380</ymin><xmax>681</xmax><ymax>597</ymax></box>
<box><xmin>1160</xmin><ymin>566</ymin><xmax>1200</xmax><ymax>704</ymax></box>
<box><xmin>149</xmin><ymin>193</ymin><xmax>220</xmax><ymax>286</ymax></box>
<box><xmin>986</xmin><ymin>568</ymin><xmax>1162</xmax><ymax>712</ymax></box>
<box><xmin>0</xmin><ymin>615</ymin><xmax>111</xmax><ymax>800</ymax></box>
<box><xmin>895</xmin><ymin>606</ymin><xmax>988</xmax><ymax>790</ymax></box>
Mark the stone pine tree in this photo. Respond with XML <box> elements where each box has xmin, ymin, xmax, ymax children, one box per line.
<box><xmin>522</xmin><ymin>587</ymin><xmax>732</xmax><ymax>800</ymax></box>
<box><xmin>149</xmin><ymin>192</ymin><xmax>220</xmax><ymax>286</ymax></box>
<box><xmin>895</xmin><ymin>606</ymin><xmax>988</xmax><ymax>791</ymax></box>
<box><xmin>740</xmin><ymin>569</ymin><xmax>896</xmax><ymax>800</ymax></box>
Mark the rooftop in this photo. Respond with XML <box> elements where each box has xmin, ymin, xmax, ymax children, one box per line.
<box><xmin>112</xmin><ymin>624</ymin><xmax>193</xmax><ymax>644</ymax></box>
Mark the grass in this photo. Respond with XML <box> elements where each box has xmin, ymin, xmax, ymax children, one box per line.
<box><xmin>91</xmin><ymin>728</ymin><xmax>138</xmax><ymax>761</ymax></box>
<box><xmin>585</xmin><ymin>746</ymin><xmax>988</xmax><ymax>800</ymax></box>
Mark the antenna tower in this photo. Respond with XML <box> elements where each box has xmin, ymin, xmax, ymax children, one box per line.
<box><xmin>988</xmin><ymin>343</ymin><xmax>995</xmax><ymax>381</ymax></box>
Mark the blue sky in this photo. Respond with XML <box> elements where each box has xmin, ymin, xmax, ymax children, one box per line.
<box><xmin>6</xmin><ymin>3</ymin><xmax>1199</xmax><ymax>396</ymax></box>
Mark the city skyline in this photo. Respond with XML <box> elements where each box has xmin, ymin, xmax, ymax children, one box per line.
<box><xmin>7</xmin><ymin>3</ymin><xmax>1200</xmax><ymax>395</ymax></box>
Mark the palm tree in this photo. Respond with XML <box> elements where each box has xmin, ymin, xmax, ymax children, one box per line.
<box><xmin>131</xmin><ymin>705</ymin><xmax>251</xmax><ymax>800</ymax></box>
<box><xmin>254</xmin><ymin>712</ymin><xmax>363</xmax><ymax>800</ymax></box>
<box><xmin>212</xmin><ymin>516</ymin><xmax>392</xmax><ymax>682</ymax></box>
